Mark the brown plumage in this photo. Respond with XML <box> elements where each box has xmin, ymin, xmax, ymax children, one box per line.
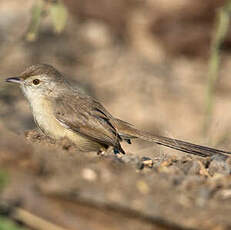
<box><xmin>6</xmin><ymin>64</ymin><xmax>231</xmax><ymax>157</ymax></box>
<box><xmin>54</xmin><ymin>93</ymin><xmax>125</xmax><ymax>154</ymax></box>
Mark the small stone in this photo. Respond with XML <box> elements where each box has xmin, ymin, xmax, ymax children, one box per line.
<box><xmin>81</xmin><ymin>168</ymin><xmax>97</xmax><ymax>182</ymax></box>
<box><xmin>208</xmin><ymin>157</ymin><xmax>230</xmax><ymax>176</ymax></box>
<box><xmin>140</xmin><ymin>157</ymin><xmax>153</xmax><ymax>168</ymax></box>
<box><xmin>215</xmin><ymin>189</ymin><xmax>231</xmax><ymax>200</ymax></box>
<box><xmin>159</xmin><ymin>159</ymin><xmax>173</xmax><ymax>167</ymax></box>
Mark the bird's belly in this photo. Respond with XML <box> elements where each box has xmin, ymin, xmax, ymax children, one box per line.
<box><xmin>31</xmin><ymin>100</ymin><xmax>102</xmax><ymax>152</ymax></box>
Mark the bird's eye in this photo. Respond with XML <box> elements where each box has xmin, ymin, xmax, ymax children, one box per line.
<box><xmin>32</xmin><ymin>79</ymin><xmax>40</xmax><ymax>85</ymax></box>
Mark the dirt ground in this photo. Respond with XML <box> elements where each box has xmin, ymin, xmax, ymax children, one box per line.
<box><xmin>1</xmin><ymin>1</ymin><xmax>231</xmax><ymax>230</ymax></box>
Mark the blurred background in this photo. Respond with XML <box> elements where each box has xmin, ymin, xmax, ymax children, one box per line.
<box><xmin>1</xmin><ymin>0</ymin><xmax>231</xmax><ymax>229</ymax></box>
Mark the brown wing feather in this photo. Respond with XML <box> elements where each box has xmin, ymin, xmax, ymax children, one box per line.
<box><xmin>53</xmin><ymin>94</ymin><xmax>125</xmax><ymax>153</ymax></box>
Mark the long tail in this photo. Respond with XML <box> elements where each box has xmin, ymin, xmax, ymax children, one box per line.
<box><xmin>114</xmin><ymin>120</ymin><xmax>231</xmax><ymax>157</ymax></box>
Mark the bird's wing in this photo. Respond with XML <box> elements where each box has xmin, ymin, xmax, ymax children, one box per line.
<box><xmin>53</xmin><ymin>94</ymin><xmax>124</xmax><ymax>152</ymax></box>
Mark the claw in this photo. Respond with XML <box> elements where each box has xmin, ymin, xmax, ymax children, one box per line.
<box><xmin>126</xmin><ymin>139</ymin><xmax>131</xmax><ymax>144</ymax></box>
<box><xmin>113</xmin><ymin>148</ymin><xmax>120</xmax><ymax>154</ymax></box>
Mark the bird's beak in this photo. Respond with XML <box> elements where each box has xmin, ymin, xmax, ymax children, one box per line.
<box><xmin>5</xmin><ymin>77</ymin><xmax>22</xmax><ymax>84</ymax></box>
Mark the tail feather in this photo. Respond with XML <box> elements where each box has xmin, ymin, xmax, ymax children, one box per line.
<box><xmin>114</xmin><ymin>120</ymin><xmax>231</xmax><ymax>157</ymax></box>
<box><xmin>133</xmin><ymin>130</ymin><xmax>230</xmax><ymax>157</ymax></box>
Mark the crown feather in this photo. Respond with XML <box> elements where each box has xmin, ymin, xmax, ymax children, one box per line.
<box><xmin>20</xmin><ymin>64</ymin><xmax>62</xmax><ymax>80</ymax></box>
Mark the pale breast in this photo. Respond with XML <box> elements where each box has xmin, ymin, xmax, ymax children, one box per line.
<box><xmin>29</xmin><ymin>97</ymin><xmax>102</xmax><ymax>151</ymax></box>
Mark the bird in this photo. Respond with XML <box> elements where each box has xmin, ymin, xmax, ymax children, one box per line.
<box><xmin>5</xmin><ymin>64</ymin><xmax>231</xmax><ymax>158</ymax></box>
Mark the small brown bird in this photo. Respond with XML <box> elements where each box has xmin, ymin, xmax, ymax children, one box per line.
<box><xmin>6</xmin><ymin>64</ymin><xmax>231</xmax><ymax>157</ymax></box>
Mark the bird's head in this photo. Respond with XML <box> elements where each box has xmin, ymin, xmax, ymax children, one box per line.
<box><xmin>6</xmin><ymin>64</ymin><xmax>67</xmax><ymax>99</ymax></box>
